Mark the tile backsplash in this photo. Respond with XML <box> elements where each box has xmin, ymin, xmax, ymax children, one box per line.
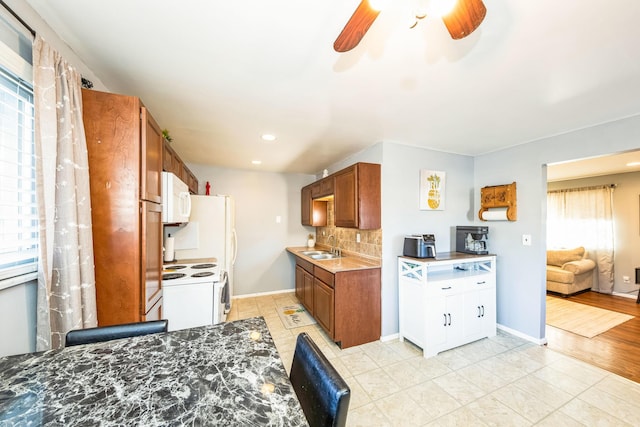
<box><xmin>314</xmin><ymin>200</ymin><xmax>381</xmax><ymax>258</ymax></box>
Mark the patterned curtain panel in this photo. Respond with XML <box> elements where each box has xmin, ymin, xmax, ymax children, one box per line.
<box><xmin>33</xmin><ymin>35</ymin><xmax>97</xmax><ymax>350</ymax></box>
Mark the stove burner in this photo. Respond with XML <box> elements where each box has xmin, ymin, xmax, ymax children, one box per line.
<box><xmin>164</xmin><ymin>265</ymin><xmax>187</xmax><ymax>270</ymax></box>
<box><xmin>192</xmin><ymin>271</ymin><xmax>214</xmax><ymax>278</ymax></box>
<box><xmin>191</xmin><ymin>263</ymin><xmax>217</xmax><ymax>269</ymax></box>
<box><xmin>163</xmin><ymin>273</ymin><xmax>187</xmax><ymax>280</ymax></box>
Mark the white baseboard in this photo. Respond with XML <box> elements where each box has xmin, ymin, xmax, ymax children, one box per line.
<box><xmin>380</xmin><ymin>333</ymin><xmax>399</xmax><ymax>342</ymax></box>
<box><xmin>232</xmin><ymin>289</ymin><xmax>295</xmax><ymax>299</ymax></box>
<box><xmin>497</xmin><ymin>323</ymin><xmax>547</xmax><ymax>345</ymax></box>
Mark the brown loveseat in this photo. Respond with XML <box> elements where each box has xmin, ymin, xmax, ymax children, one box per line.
<box><xmin>546</xmin><ymin>247</ymin><xmax>596</xmax><ymax>296</ymax></box>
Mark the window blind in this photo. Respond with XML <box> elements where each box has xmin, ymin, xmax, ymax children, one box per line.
<box><xmin>0</xmin><ymin>65</ymin><xmax>37</xmax><ymax>285</ymax></box>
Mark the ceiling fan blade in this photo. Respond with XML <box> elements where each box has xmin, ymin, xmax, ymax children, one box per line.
<box><xmin>334</xmin><ymin>0</ymin><xmax>381</xmax><ymax>52</ymax></box>
<box><xmin>441</xmin><ymin>0</ymin><xmax>487</xmax><ymax>40</ymax></box>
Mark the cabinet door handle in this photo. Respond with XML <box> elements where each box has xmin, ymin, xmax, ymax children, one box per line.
<box><xmin>447</xmin><ymin>313</ymin><xmax>452</xmax><ymax>326</ymax></box>
<box><xmin>481</xmin><ymin>305</ymin><xmax>485</xmax><ymax>317</ymax></box>
<box><xmin>443</xmin><ymin>314</ymin><xmax>447</xmax><ymax>326</ymax></box>
<box><xmin>477</xmin><ymin>306</ymin><xmax>481</xmax><ymax>318</ymax></box>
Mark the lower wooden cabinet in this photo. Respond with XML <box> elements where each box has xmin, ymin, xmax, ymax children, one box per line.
<box><xmin>313</xmin><ymin>278</ymin><xmax>334</xmax><ymax>336</ymax></box>
<box><xmin>295</xmin><ymin>258</ymin><xmax>315</xmax><ymax>311</ymax></box>
<box><xmin>294</xmin><ymin>256</ymin><xmax>380</xmax><ymax>348</ymax></box>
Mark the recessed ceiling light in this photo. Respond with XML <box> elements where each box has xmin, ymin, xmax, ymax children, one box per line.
<box><xmin>626</xmin><ymin>161</ymin><xmax>640</xmax><ymax>167</ymax></box>
<box><xmin>261</xmin><ymin>134</ymin><xmax>276</xmax><ymax>141</ymax></box>
<box><xmin>252</xmin><ymin>160</ymin><xmax>262</xmax><ymax>165</ymax></box>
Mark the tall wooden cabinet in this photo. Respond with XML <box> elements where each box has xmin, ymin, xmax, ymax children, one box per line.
<box><xmin>82</xmin><ymin>89</ymin><xmax>163</xmax><ymax>326</ymax></box>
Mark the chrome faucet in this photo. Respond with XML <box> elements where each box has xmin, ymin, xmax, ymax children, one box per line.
<box><xmin>327</xmin><ymin>235</ymin><xmax>335</xmax><ymax>253</ymax></box>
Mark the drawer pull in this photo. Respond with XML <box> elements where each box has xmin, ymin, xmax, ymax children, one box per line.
<box><xmin>441</xmin><ymin>286</ymin><xmax>452</xmax><ymax>290</ymax></box>
<box><xmin>476</xmin><ymin>281</ymin><xmax>486</xmax><ymax>285</ymax></box>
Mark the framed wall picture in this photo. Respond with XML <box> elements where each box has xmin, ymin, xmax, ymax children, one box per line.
<box><xmin>420</xmin><ymin>170</ymin><xmax>446</xmax><ymax>210</ymax></box>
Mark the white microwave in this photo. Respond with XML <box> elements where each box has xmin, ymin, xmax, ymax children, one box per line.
<box><xmin>162</xmin><ymin>172</ymin><xmax>191</xmax><ymax>223</ymax></box>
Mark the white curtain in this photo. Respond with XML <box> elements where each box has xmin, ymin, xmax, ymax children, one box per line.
<box><xmin>33</xmin><ymin>35</ymin><xmax>97</xmax><ymax>350</ymax></box>
<box><xmin>547</xmin><ymin>186</ymin><xmax>615</xmax><ymax>293</ymax></box>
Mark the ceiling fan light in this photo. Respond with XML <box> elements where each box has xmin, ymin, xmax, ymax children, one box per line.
<box><xmin>368</xmin><ymin>0</ymin><xmax>390</xmax><ymax>12</ymax></box>
<box><xmin>441</xmin><ymin>0</ymin><xmax>486</xmax><ymax>40</ymax></box>
<box><xmin>429</xmin><ymin>0</ymin><xmax>457</xmax><ymax>18</ymax></box>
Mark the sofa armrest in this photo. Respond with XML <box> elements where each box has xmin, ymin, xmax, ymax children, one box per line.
<box><xmin>562</xmin><ymin>259</ymin><xmax>596</xmax><ymax>275</ymax></box>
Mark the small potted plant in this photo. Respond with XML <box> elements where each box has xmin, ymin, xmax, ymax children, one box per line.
<box><xmin>307</xmin><ymin>233</ymin><xmax>315</xmax><ymax>248</ymax></box>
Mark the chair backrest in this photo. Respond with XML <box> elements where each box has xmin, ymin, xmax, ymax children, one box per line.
<box><xmin>290</xmin><ymin>333</ymin><xmax>351</xmax><ymax>427</ymax></box>
<box><xmin>65</xmin><ymin>320</ymin><xmax>169</xmax><ymax>347</ymax></box>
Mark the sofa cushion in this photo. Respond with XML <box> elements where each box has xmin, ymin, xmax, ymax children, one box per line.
<box><xmin>546</xmin><ymin>265</ymin><xmax>574</xmax><ymax>284</ymax></box>
<box><xmin>547</xmin><ymin>247</ymin><xmax>585</xmax><ymax>267</ymax></box>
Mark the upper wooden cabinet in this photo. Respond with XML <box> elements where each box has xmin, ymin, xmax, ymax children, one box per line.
<box><xmin>162</xmin><ymin>139</ymin><xmax>199</xmax><ymax>194</ymax></box>
<box><xmin>310</xmin><ymin>176</ymin><xmax>334</xmax><ymax>199</ymax></box>
<box><xmin>141</xmin><ymin>108</ymin><xmax>163</xmax><ymax>204</ymax></box>
<box><xmin>301</xmin><ymin>185</ymin><xmax>327</xmax><ymax>226</ymax></box>
<box><xmin>301</xmin><ymin>162</ymin><xmax>380</xmax><ymax>229</ymax></box>
<box><xmin>334</xmin><ymin>163</ymin><xmax>380</xmax><ymax>229</ymax></box>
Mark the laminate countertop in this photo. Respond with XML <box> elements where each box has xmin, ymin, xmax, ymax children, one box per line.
<box><xmin>0</xmin><ymin>317</ymin><xmax>308</xmax><ymax>426</ymax></box>
<box><xmin>286</xmin><ymin>246</ymin><xmax>381</xmax><ymax>274</ymax></box>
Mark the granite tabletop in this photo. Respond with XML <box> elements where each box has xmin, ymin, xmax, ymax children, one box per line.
<box><xmin>0</xmin><ymin>317</ymin><xmax>308</xmax><ymax>426</ymax></box>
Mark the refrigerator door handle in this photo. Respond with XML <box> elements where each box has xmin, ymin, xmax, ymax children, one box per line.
<box><xmin>232</xmin><ymin>228</ymin><xmax>238</xmax><ymax>265</ymax></box>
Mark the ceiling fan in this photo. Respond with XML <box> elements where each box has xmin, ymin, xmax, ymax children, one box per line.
<box><xmin>334</xmin><ymin>0</ymin><xmax>487</xmax><ymax>52</ymax></box>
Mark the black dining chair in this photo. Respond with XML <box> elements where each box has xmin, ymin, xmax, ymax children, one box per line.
<box><xmin>290</xmin><ymin>332</ymin><xmax>351</xmax><ymax>427</ymax></box>
<box><xmin>65</xmin><ymin>319</ymin><xmax>169</xmax><ymax>347</ymax></box>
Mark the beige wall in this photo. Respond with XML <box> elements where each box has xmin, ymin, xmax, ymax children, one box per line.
<box><xmin>548</xmin><ymin>171</ymin><xmax>640</xmax><ymax>294</ymax></box>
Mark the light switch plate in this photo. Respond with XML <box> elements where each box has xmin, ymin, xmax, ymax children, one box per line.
<box><xmin>522</xmin><ymin>234</ymin><xmax>532</xmax><ymax>246</ymax></box>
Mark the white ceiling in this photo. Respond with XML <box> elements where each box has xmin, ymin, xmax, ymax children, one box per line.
<box><xmin>24</xmin><ymin>0</ymin><xmax>640</xmax><ymax>174</ymax></box>
<box><xmin>547</xmin><ymin>150</ymin><xmax>640</xmax><ymax>182</ymax></box>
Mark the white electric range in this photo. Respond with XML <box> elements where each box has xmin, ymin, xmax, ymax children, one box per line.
<box><xmin>161</xmin><ymin>262</ymin><xmax>227</xmax><ymax>331</ymax></box>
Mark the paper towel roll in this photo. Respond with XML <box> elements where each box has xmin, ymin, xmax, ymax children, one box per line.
<box><xmin>481</xmin><ymin>207</ymin><xmax>509</xmax><ymax>221</ymax></box>
<box><xmin>164</xmin><ymin>236</ymin><xmax>175</xmax><ymax>262</ymax></box>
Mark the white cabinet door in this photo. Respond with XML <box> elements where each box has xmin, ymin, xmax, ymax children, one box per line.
<box><xmin>424</xmin><ymin>292</ymin><xmax>464</xmax><ymax>357</ymax></box>
<box><xmin>399</xmin><ymin>278</ymin><xmax>426</xmax><ymax>347</ymax></box>
<box><xmin>478</xmin><ymin>287</ymin><xmax>496</xmax><ymax>337</ymax></box>
<box><xmin>463</xmin><ymin>278</ymin><xmax>496</xmax><ymax>342</ymax></box>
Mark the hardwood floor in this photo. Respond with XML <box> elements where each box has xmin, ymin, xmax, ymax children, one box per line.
<box><xmin>546</xmin><ymin>291</ymin><xmax>640</xmax><ymax>383</ymax></box>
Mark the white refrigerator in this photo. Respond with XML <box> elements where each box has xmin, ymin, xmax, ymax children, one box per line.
<box><xmin>170</xmin><ymin>195</ymin><xmax>237</xmax><ymax>310</ymax></box>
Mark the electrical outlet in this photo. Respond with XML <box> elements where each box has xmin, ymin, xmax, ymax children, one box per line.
<box><xmin>356</xmin><ymin>233</ymin><xmax>361</xmax><ymax>243</ymax></box>
<box><xmin>522</xmin><ymin>234</ymin><xmax>532</xmax><ymax>246</ymax></box>
<box><xmin>623</xmin><ymin>276</ymin><xmax>630</xmax><ymax>283</ymax></box>
<box><xmin>275</xmin><ymin>215</ymin><xmax>281</xmax><ymax>224</ymax></box>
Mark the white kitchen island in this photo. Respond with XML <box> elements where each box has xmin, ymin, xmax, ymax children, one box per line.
<box><xmin>398</xmin><ymin>252</ymin><xmax>496</xmax><ymax>358</ymax></box>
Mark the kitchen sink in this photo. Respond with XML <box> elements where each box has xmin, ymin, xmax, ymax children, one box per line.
<box><xmin>301</xmin><ymin>250</ymin><xmax>329</xmax><ymax>256</ymax></box>
<box><xmin>301</xmin><ymin>250</ymin><xmax>343</xmax><ymax>260</ymax></box>
<box><xmin>309</xmin><ymin>253</ymin><xmax>343</xmax><ymax>260</ymax></box>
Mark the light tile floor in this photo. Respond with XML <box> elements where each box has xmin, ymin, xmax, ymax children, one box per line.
<box><xmin>227</xmin><ymin>293</ymin><xmax>640</xmax><ymax>426</ymax></box>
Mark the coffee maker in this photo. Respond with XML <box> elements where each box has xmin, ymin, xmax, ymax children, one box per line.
<box><xmin>456</xmin><ymin>226</ymin><xmax>489</xmax><ymax>255</ymax></box>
